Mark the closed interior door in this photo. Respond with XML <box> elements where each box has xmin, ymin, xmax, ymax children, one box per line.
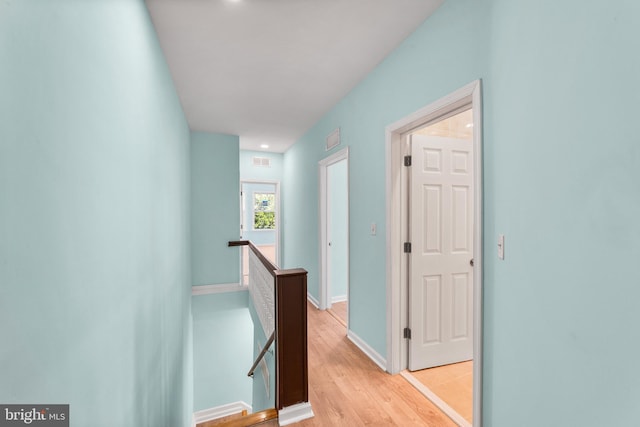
<box><xmin>409</xmin><ymin>134</ymin><xmax>474</xmax><ymax>371</ymax></box>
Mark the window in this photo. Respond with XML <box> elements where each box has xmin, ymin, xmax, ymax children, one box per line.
<box><xmin>253</xmin><ymin>192</ymin><xmax>275</xmax><ymax>230</ymax></box>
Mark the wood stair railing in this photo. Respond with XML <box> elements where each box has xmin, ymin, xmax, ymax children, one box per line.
<box><xmin>196</xmin><ymin>408</ymin><xmax>278</xmax><ymax>427</ymax></box>
<box><xmin>228</xmin><ymin>240</ymin><xmax>310</xmax><ymax>411</ymax></box>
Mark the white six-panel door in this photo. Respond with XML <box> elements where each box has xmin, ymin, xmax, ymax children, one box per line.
<box><xmin>409</xmin><ymin>134</ymin><xmax>474</xmax><ymax>371</ymax></box>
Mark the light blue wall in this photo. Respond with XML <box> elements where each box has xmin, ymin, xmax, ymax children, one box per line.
<box><xmin>328</xmin><ymin>160</ymin><xmax>348</xmax><ymax>300</ymax></box>
<box><xmin>192</xmin><ymin>292</ymin><xmax>252</xmax><ymax>411</ymax></box>
<box><xmin>191</xmin><ymin>132</ymin><xmax>241</xmax><ymax>286</ymax></box>
<box><xmin>0</xmin><ymin>1</ymin><xmax>193</xmax><ymax>426</ymax></box>
<box><xmin>284</xmin><ymin>0</ymin><xmax>489</xmax><ymax>358</ymax></box>
<box><xmin>285</xmin><ymin>0</ymin><xmax>640</xmax><ymax>425</ymax></box>
<box><xmin>483</xmin><ymin>1</ymin><xmax>640</xmax><ymax>425</ymax></box>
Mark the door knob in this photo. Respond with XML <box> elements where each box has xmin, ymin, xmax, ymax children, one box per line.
<box><xmin>470</xmin><ymin>258</ymin><xmax>474</xmax><ymax>266</ymax></box>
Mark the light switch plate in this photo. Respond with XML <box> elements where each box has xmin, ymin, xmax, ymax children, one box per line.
<box><xmin>370</xmin><ymin>222</ymin><xmax>377</xmax><ymax>236</ymax></box>
<box><xmin>498</xmin><ymin>234</ymin><xmax>505</xmax><ymax>260</ymax></box>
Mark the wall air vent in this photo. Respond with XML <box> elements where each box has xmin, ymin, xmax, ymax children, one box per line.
<box><xmin>326</xmin><ymin>127</ymin><xmax>341</xmax><ymax>151</ymax></box>
<box><xmin>252</xmin><ymin>156</ymin><xmax>271</xmax><ymax>168</ymax></box>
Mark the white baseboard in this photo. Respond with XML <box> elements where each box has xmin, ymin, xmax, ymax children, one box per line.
<box><xmin>192</xmin><ymin>401</ymin><xmax>251</xmax><ymax>426</ymax></box>
<box><xmin>278</xmin><ymin>402</ymin><xmax>314</xmax><ymax>426</ymax></box>
<box><xmin>347</xmin><ymin>330</ymin><xmax>387</xmax><ymax>372</ymax></box>
<box><xmin>307</xmin><ymin>293</ymin><xmax>320</xmax><ymax>309</ymax></box>
<box><xmin>191</xmin><ymin>283</ymin><xmax>247</xmax><ymax>296</ymax></box>
<box><xmin>331</xmin><ymin>295</ymin><xmax>347</xmax><ymax>304</ymax></box>
<box><xmin>400</xmin><ymin>371</ymin><xmax>471</xmax><ymax>427</ymax></box>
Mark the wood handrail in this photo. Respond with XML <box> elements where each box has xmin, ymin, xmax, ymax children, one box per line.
<box><xmin>227</xmin><ymin>240</ymin><xmax>249</xmax><ymax>247</ymax></box>
<box><xmin>229</xmin><ymin>240</ymin><xmax>309</xmax><ymax>412</ymax></box>
<box><xmin>228</xmin><ymin>240</ymin><xmax>278</xmax><ymax>275</ymax></box>
<box><xmin>247</xmin><ymin>331</ymin><xmax>275</xmax><ymax>377</ymax></box>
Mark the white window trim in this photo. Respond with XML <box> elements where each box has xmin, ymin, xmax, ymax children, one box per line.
<box><xmin>252</xmin><ymin>191</ymin><xmax>276</xmax><ymax>231</ymax></box>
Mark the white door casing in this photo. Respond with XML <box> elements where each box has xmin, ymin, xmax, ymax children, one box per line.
<box><xmin>319</xmin><ymin>147</ymin><xmax>350</xmax><ymax>312</ymax></box>
<box><xmin>385</xmin><ymin>80</ymin><xmax>483</xmax><ymax>426</ymax></box>
<box><xmin>409</xmin><ymin>134</ymin><xmax>474</xmax><ymax>370</ymax></box>
<box><xmin>327</xmin><ymin>159</ymin><xmax>349</xmax><ymax>309</ymax></box>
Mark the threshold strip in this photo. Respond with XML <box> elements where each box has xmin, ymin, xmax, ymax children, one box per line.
<box><xmin>326</xmin><ymin>308</ymin><xmax>347</xmax><ymax>328</ymax></box>
<box><xmin>399</xmin><ymin>370</ymin><xmax>471</xmax><ymax>427</ymax></box>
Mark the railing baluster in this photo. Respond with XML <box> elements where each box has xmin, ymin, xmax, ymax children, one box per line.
<box><xmin>247</xmin><ymin>331</ymin><xmax>275</xmax><ymax>377</ymax></box>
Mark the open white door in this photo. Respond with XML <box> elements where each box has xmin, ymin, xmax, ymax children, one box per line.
<box><xmin>409</xmin><ymin>134</ymin><xmax>474</xmax><ymax>371</ymax></box>
<box><xmin>319</xmin><ymin>147</ymin><xmax>349</xmax><ymax>312</ymax></box>
<box><xmin>327</xmin><ymin>159</ymin><xmax>349</xmax><ymax>311</ymax></box>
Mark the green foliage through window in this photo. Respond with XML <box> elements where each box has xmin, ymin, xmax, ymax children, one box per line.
<box><xmin>253</xmin><ymin>193</ymin><xmax>276</xmax><ymax>230</ymax></box>
<box><xmin>254</xmin><ymin>211</ymin><xmax>275</xmax><ymax>229</ymax></box>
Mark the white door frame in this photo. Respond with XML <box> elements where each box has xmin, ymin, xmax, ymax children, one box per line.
<box><xmin>319</xmin><ymin>147</ymin><xmax>350</xmax><ymax>312</ymax></box>
<box><xmin>240</xmin><ymin>179</ymin><xmax>281</xmax><ymax>266</ymax></box>
<box><xmin>385</xmin><ymin>80</ymin><xmax>483</xmax><ymax>425</ymax></box>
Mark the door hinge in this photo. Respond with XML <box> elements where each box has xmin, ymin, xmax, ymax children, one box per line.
<box><xmin>404</xmin><ymin>242</ymin><xmax>412</xmax><ymax>253</ymax></box>
<box><xmin>404</xmin><ymin>155</ymin><xmax>412</xmax><ymax>167</ymax></box>
<box><xmin>404</xmin><ymin>327</ymin><xmax>412</xmax><ymax>339</ymax></box>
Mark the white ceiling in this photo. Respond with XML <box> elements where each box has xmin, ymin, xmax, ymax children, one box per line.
<box><xmin>145</xmin><ymin>0</ymin><xmax>444</xmax><ymax>153</ymax></box>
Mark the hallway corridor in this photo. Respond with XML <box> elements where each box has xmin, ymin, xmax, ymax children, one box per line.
<box><xmin>298</xmin><ymin>303</ymin><xmax>456</xmax><ymax>426</ymax></box>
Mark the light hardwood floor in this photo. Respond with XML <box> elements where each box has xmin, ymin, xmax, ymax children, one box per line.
<box><xmin>407</xmin><ymin>361</ymin><xmax>473</xmax><ymax>424</ymax></box>
<box><xmin>327</xmin><ymin>301</ymin><xmax>348</xmax><ymax>326</ymax></box>
<box><xmin>297</xmin><ymin>302</ymin><xmax>456</xmax><ymax>426</ymax></box>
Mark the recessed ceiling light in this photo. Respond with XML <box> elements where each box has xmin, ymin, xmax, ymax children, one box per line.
<box><xmin>260</xmin><ymin>144</ymin><xmax>269</xmax><ymax>149</ymax></box>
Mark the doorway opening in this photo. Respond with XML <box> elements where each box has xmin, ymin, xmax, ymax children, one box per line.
<box><xmin>385</xmin><ymin>81</ymin><xmax>483</xmax><ymax>427</ymax></box>
<box><xmin>240</xmin><ymin>180</ymin><xmax>280</xmax><ymax>285</ymax></box>
<box><xmin>319</xmin><ymin>147</ymin><xmax>350</xmax><ymax>329</ymax></box>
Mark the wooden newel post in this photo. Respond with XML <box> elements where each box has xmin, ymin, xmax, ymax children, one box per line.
<box><xmin>275</xmin><ymin>268</ymin><xmax>308</xmax><ymax>410</ymax></box>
